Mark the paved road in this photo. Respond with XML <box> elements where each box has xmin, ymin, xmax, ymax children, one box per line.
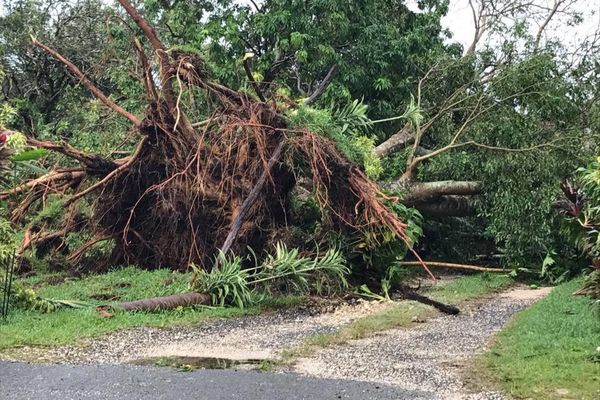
<box><xmin>0</xmin><ymin>361</ymin><xmax>433</xmax><ymax>400</ymax></box>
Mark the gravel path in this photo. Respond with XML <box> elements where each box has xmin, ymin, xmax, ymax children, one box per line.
<box><xmin>294</xmin><ymin>287</ymin><xmax>551</xmax><ymax>400</ymax></box>
<box><xmin>2</xmin><ymin>299</ymin><xmax>393</xmax><ymax>364</ymax></box>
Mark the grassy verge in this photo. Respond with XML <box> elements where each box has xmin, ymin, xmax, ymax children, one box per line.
<box><xmin>0</xmin><ymin>267</ymin><xmax>301</xmax><ymax>350</ymax></box>
<box><xmin>482</xmin><ymin>278</ymin><xmax>600</xmax><ymax>400</ymax></box>
<box><xmin>279</xmin><ymin>273</ymin><xmax>513</xmax><ymax>363</ymax></box>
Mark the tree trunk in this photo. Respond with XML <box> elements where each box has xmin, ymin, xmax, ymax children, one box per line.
<box><xmin>118</xmin><ymin>292</ymin><xmax>211</xmax><ymax>312</ymax></box>
<box><xmin>374</xmin><ymin>123</ymin><xmax>414</xmax><ymax>158</ymax></box>
<box><xmin>413</xmin><ymin>195</ymin><xmax>477</xmax><ymax>217</ymax></box>
<box><xmin>400</xmin><ymin>181</ymin><xmax>482</xmax><ymax>205</ymax></box>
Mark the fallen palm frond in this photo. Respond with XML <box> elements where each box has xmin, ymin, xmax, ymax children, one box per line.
<box><xmin>0</xmin><ymin>280</ymin><xmax>93</xmax><ymax>313</ymax></box>
<box><xmin>191</xmin><ymin>252</ymin><xmax>252</xmax><ymax>308</ymax></box>
<box><xmin>190</xmin><ymin>242</ymin><xmax>348</xmax><ymax>308</ymax></box>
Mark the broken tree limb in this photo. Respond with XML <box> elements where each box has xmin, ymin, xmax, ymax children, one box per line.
<box><xmin>399</xmin><ymin>286</ymin><xmax>460</xmax><ymax>315</ymax></box>
<box><xmin>374</xmin><ymin>123</ymin><xmax>415</xmax><ymax>158</ymax></box>
<box><xmin>118</xmin><ymin>292</ymin><xmax>211</xmax><ymax>312</ymax></box>
<box><xmin>243</xmin><ymin>56</ymin><xmax>266</xmax><ymax>102</ymax></box>
<box><xmin>399</xmin><ymin>181</ymin><xmax>482</xmax><ymax>205</ymax></box>
<box><xmin>28</xmin><ymin>138</ymin><xmax>118</xmax><ymax>173</ymax></box>
<box><xmin>116</xmin><ymin>0</ymin><xmax>166</xmax><ymax>52</ymax></box>
<box><xmin>219</xmin><ymin>139</ymin><xmax>286</xmax><ymax>256</ymax></box>
<box><xmin>0</xmin><ymin>169</ymin><xmax>85</xmax><ymax>200</ymax></box>
<box><xmin>31</xmin><ymin>38</ymin><xmax>141</xmax><ymax>127</ymax></box>
<box><xmin>64</xmin><ymin>137</ymin><xmax>147</xmax><ymax>207</ymax></box>
<box><xmin>305</xmin><ymin>65</ymin><xmax>338</xmax><ymax>105</ymax></box>
<box><xmin>399</xmin><ymin>261</ymin><xmax>505</xmax><ymax>273</ymax></box>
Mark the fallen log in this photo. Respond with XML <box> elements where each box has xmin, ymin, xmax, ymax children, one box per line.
<box><xmin>399</xmin><ymin>261</ymin><xmax>505</xmax><ymax>273</ymax></box>
<box><xmin>399</xmin><ymin>286</ymin><xmax>460</xmax><ymax>315</ymax></box>
<box><xmin>118</xmin><ymin>292</ymin><xmax>211</xmax><ymax>312</ymax></box>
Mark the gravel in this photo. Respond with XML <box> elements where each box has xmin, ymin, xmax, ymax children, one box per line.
<box><xmin>294</xmin><ymin>287</ymin><xmax>551</xmax><ymax>400</ymax></box>
<box><xmin>2</xmin><ymin>299</ymin><xmax>392</xmax><ymax>364</ymax></box>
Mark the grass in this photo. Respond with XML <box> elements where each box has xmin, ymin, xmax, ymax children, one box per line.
<box><xmin>0</xmin><ymin>266</ymin><xmax>302</xmax><ymax>350</ymax></box>
<box><xmin>280</xmin><ymin>273</ymin><xmax>513</xmax><ymax>362</ymax></box>
<box><xmin>482</xmin><ymin>278</ymin><xmax>600</xmax><ymax>400</ymax></box>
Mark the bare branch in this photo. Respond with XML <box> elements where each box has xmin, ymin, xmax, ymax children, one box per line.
<box><xmin>305</xmin><ymin>65</ymin><xmax>338</xmax><ymax>105</ymax></box>
<box><xmin>534</xmin><ymin>0</ymin><xmax>561</xmax><ymax>51</ymax></box>
<box><xmin>64</xmin><ymin>137</ymin><xmax>148</xmax><ymax>207</ymax></box>
<box><xmin>242</xmin><ymin>57</ymin><xmax>266</xmax><ymax>102</ymax></box>
<box><xmin>116</xmin><ymin>0</ymin><xmax>166</xmax><ymax>52</ymax></box>
<box><xmin>31</xmin><ymin>37</ymin><xmax>141</xmax><ymax>127</ymax></box>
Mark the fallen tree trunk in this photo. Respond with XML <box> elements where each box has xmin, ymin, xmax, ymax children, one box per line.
<box><xmin>118</xmin><ymin>292</ymin><xmax>211</xmax><ymax>312</ymax></box>
<box><xmin>374</xmin><ymin>123</ymin><xmax>414</xmax><ymax>158</ymax></box>
<box><xmin>399</xmin><ymin>181</ymin><xmax>482</xmax><ymax>205</ymax></box>
<box><xmin>399</xmin><ymin>261</ymin><xmax>505</xmax><ymax>273</ymax></box>
<box><xmin>413</xmin><ymin>195</ymin><xmax>477</xmax><ymax>217</ymax></box>
<box><xmin>400</xmin><ymin>286</ymin><xmax>460</xmax><ymax>315</ymax></box>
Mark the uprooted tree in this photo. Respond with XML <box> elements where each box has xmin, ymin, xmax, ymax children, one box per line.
<box><xmin>1</xmin><ymin>0</ymin><xmax>435</xmax><ymax>277</ymax></box>
<box><xmin>1</xmin><ymin>0</ymin><xmax>598</xmax><ymax>278</ymax></box>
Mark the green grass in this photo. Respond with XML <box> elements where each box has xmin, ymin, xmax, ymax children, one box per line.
<box><xmin>0</xmin><ymin>267</ymin><xmax>302</xmax><ymax>350</ymax></box>
<box><xmin>280</xmin><ymin>273</ymin><xmax>513</xmax><ymax>362</ymax></box>
<box><xmin>484</xmin><ymin>278</ymin><xmax>600</xmax><ymax>400</ymax></box>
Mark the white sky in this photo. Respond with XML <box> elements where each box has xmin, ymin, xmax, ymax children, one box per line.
<box><xmin>435</xmin><ymin>0</ymin><xmax>600</xmax><ymax>53</ymax></box>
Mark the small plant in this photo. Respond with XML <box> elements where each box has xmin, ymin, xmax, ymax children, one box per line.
<box><xmin>191</xmin><ymin>243</ymin><xmax>348</xmax><ymax>308</ymax></box>
<box><xmin>0</xmin><ymin>280</ymin><xmax>92</xmax><ymax>313</ymax></box>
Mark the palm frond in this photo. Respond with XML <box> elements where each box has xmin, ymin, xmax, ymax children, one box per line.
<box><xmin>331</xmin><ymin>99</ymin><xmax>372</xmax><ymax>136</ymax></box>
<box><xmin>252</xmin><ymin>242</ymin><xmax>349</xmax><ymax>294</ymax></box>
<box><xmin>190</xmin><ymin>252</ymin><xmax>253</xmax><ymax>308</ymax></box>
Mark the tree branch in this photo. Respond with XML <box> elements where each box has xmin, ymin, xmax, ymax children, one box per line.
<box><xmin>64</xmin><ymin>137</ymin><xmax>148</xmax><ymax>206</ymax></box>
<box><xmin>305</xmin><ymin>65</ymin><xmax>338</xmax><ymax>105</ymax></box>
<box><xmin>31</xmin><ymin>37</ymin><xmax>141</xmax><ymax>127</ymax></box>
<box><xmin>219</xmin><ymin>139</ymin><xmax>286</xmax><ymax>256</ymax></box>
<box><xmin>242</xmin><ymin>57</ymin><xmax>266</xmax><ymax>102</ymax></box>
<box><xmin>400</xmin><ymin>181</ymin><xmax>483</xmax><ymax>205</ymax></box>
<box><xmin>116</xmin><ymin>0</ymin><xmax>166</xmax><ymax>52</ymax></box>
<box><xmin>374</xmin><ymin>123</ymin><xmax>415</xmax><ymax>158</ymax></box>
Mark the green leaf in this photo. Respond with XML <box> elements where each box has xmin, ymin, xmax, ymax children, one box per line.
<box><xmin>11</xmin><ymin>149</ymin><xmax>48</xmax><ymax>162</ymax></box>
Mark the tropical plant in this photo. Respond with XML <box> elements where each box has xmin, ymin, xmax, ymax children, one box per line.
<box><xmin>0</xmin><ymin>279</ymin><xmax>92</xmax><ymax>313</ymax></box>
<box><xmin>191</xmin><ymin>243</ymin><xmax>348</xmax><ymax>308</ymax></box>
<box><xmin>555</xmin><ymin>158</ymin><xmax>600</xmax><ymax>298</ymax></box>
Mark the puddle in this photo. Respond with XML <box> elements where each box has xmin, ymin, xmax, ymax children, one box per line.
<box><xmin>131</xmin><ymin>356</ymin><xmax>267</xmax><ymax>371</ymax></box>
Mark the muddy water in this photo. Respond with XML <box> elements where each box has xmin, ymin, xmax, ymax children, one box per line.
<box><xmin>131</xmin><ymin>355</ymin><xmax>266</xmax><ymax>371</ymax></box>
